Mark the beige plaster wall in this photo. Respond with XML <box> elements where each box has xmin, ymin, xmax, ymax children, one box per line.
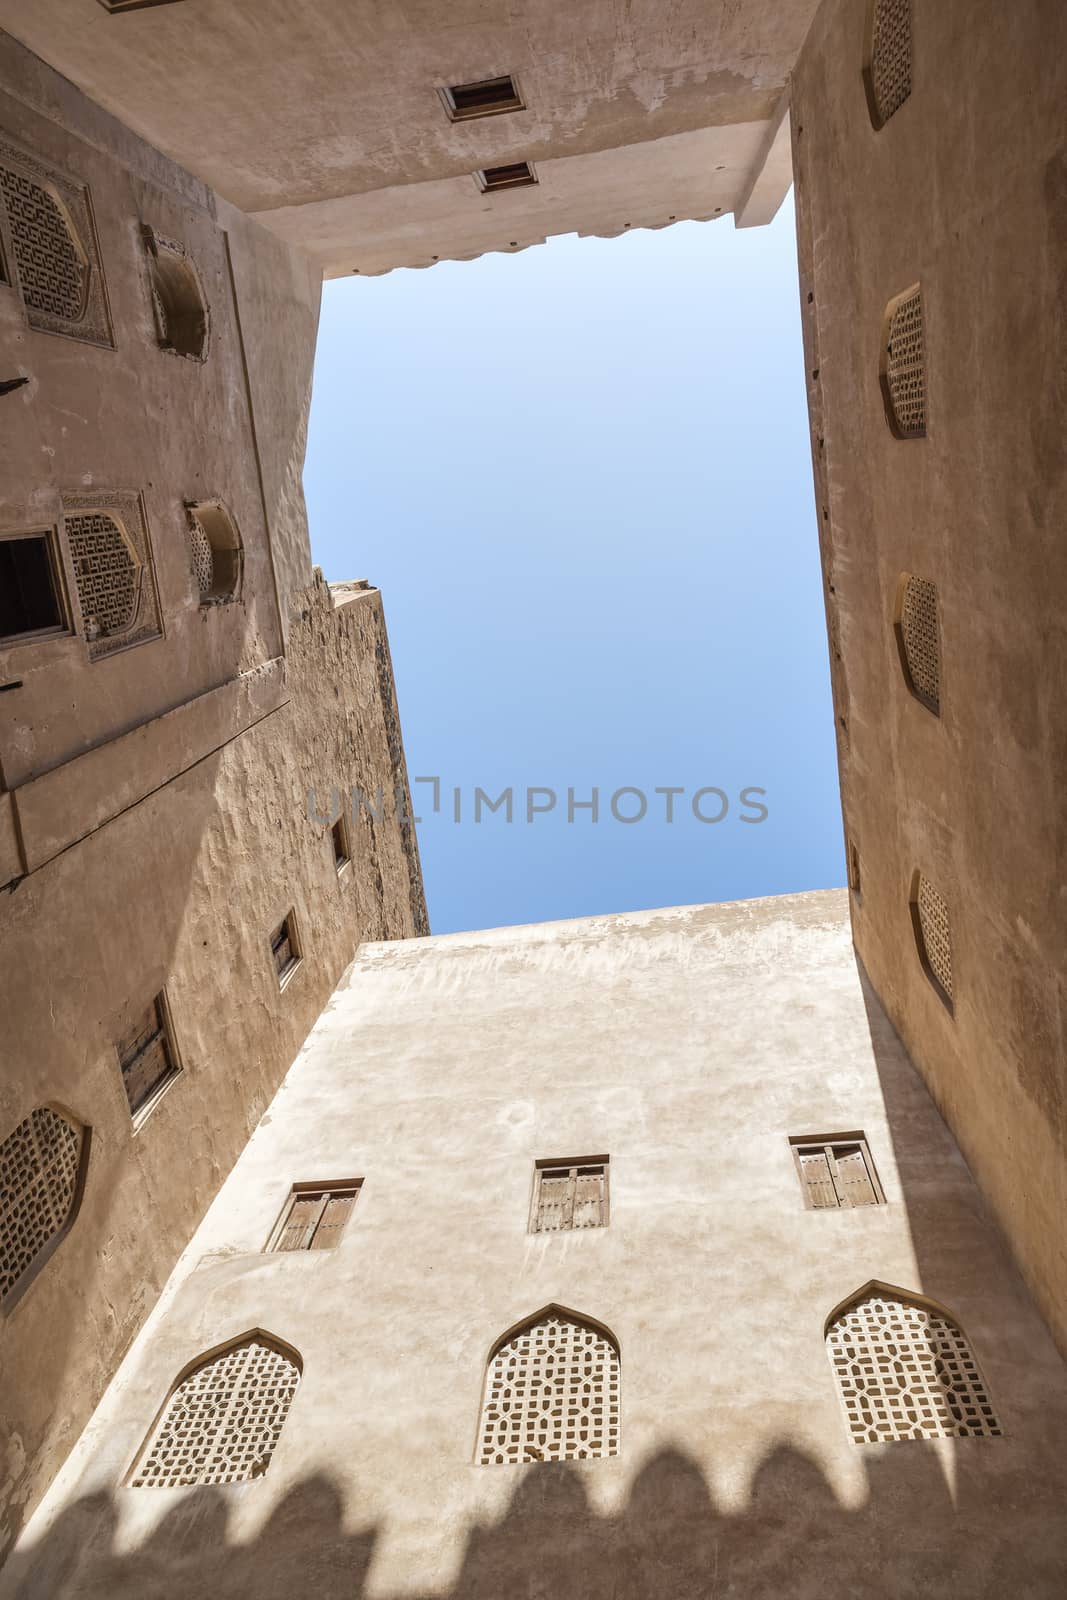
<box><xmin>7</xmin><ymin>893</ymin><xmax>1066</xmax><ymax>1598</ymax></box>
<box><xmin>0</xmin><ymin>35</ymin><xmax>427</xmax><ymax>1562</ymax></box>
<box><xmin>790</xmin><ymin>0</ymin><xmax>1067</xmax><ymax>1356</ymax></box>
<box><xmin>0</xmin><ymin>2</ymin><xmax>817</xmax><ymax>270</ymax></box>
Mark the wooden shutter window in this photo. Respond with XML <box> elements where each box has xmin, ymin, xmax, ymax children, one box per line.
<box><xmin>791</xmin><ymin>1136</ymin><xmax>883</xmax><ymax>1210</ymax></box>
<box><xmin>532</xmin><ymin>1159</ymin><xmax>608</xmax><ymax>1232</ymax></box>
<box><xmin>270</xmin><ymin>1183</ymin><xmax>361</xmax><ymax>1252</ymax></box>
<box><xmin>117</xmin><ymin>995</ymin><xmax>179</xmax><ymax>1119</ymax></box>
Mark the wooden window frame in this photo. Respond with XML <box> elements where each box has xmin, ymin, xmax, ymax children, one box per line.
<box><xmin>118</xmin><ymin>991</ymin><xmax>182</xmax><ymax>1128</ymax></box>
<box><xmin>265</xmin><ymin>1180</ymin><xmax>362</xmax><ymax>1253</ymax></box>
<box><xmin>439</xmin><ymin>74</ymin><xmax>525</xmax><ymax>123</ymax></box>
<box><xmin>0</xmin><ymin>528</ymin><xmax>71</xmax><ymax>648</ymax></box>
<box><xmin>475</xmin><ymin>161</ymin><xmax>538</xmax><ymax>194</ymax></box>
<box><xmin>529</xmin><ymin>1156</ymin><xmax>610</xmax><ymax>1233</ymax></box>
<box><xmin>270</xmin><ymin>911</ymin><xmax>302</xmax><ymax>990</ymax></box>
<box><xmin>790</xmin><ymin>1133</ymin><xmax>885</xmax><ymax>1210</ymax></box>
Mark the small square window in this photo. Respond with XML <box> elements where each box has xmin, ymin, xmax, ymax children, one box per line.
<box><xmin>441</xmin><ymin>75</ymin><xmax>524</xmax><ymax>122</ymax></box>
<box><xmin>476</xmin><ymin>161</ymin><xmax>538</xmax><ymax>193</ymax></box>
<box><xmin>270</xmin><ymin>912</ymin><xmax>301</xmax><ymax>987</ymax></box>
<box><xmin>117</xmin><ymin>993</ymin><xmax>181</xmax><ymax>1122</ymax></box>
<box><xmin>531</xmin><ymin>1157</ymin><xmax>609</xmax><ymax>1232</ymax></box>
<box><xmin>268</xmin><ymin>1181</ymin><xmax>362</xmax><ymax>1252</ymax></box>
<box><xmin>0</xmin><ymin>532</ymin><xmax>67</xmax><ymax>644</ymax></box>
<box><xmin>790</xmin><ymin>1134</ymin><xmax>884</xmax><ymax>1209</ymax></box>
<box><xmin>331</xmin><ymin>815</ymin><xmax>350</xmax><ymax>873</ymax></box>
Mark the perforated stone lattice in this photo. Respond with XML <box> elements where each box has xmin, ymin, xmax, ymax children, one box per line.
<box><xmin>188</xmin><ymin>518</ymin><xmax>214</xmax><ymax>594</ymax></box>
<box><xmin>0</xmin><ymin>164</ymin><xmax>87</xmax><ymax>323</ymax></box>
<box><xmin>869</xmin><ymin>0</ymin><xmax>912</xmax><ymax>126</ymax></box>
<box><xmin>885</xmin><ymin>288</ymin><xmax>926</xmax><ymax>436</ymax></box>
<box><xmin>827</xmin><ymin>1292</ymin><xmax>999</xmax><ymax>1443</ymax></box>
<box><xmin>900</xmin><ymin>575</ymin><xmax>940</xmax><ymax>710</ymax></box>
<box><xmin>917</xmin><ymin>875</ymin><xmax>954</xmax><ymax>1000</ymax></box>
<box><xmin>0</xmin><ymin>1107</ymin><xmax>82</xmax><ymax>1304</ymax></box>
<box><xmin>479</xmin><ymin>1312</ymin><xmax>620</xmax><ymax>1465</ymax></box>
<box><xmin>65</xmin><ymin>511</ymin><xmax>141</xmax><ymax>638</ymax></box>
<box><xmin>131</xmin><ymin>1337</ymin><xmax>300</xmax><ymax>1487</ymax></box>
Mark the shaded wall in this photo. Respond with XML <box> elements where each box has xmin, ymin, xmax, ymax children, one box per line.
<box><xmin>7</xmin><ymin>894</ymin><xmax>1066</xmax><ymax>1597</ymax></box>
<box><xmin>0</xmin><ymin>33</ymin><xmax>426</xmax><ymax>1560</ymax></box>
<box><xmin>791</xmin><ymin>0</ymin><xmax>1067</xmax><ymax>1354</ymax></box>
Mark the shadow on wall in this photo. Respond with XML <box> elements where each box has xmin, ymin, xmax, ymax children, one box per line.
<box><xmin>6</xmin><ymin>1442</ymin><xmax>1065</xmax><ymax>1600</ymax></box>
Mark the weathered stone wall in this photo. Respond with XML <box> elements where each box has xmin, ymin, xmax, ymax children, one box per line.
<box><xmin>6</xmin><ymin>894</ymin><xmax>1066</xmax><ymax>1599</ymax></box>
<box><xmin>791</xmin><ymin>0</ymin><xmax>1067</xmax><ymax>1356</ymax></box>
<box><xmin>0</xmin><ymin>35</ymin><xmax>426</xmax><ymax>1562</ymax></box>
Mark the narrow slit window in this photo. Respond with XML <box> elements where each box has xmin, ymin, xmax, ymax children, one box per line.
<box><xmin>442</xmin><ymin>75</ymin><xmax>524</xmax><ymax>121</ymax></box>
<box><xmin>477</xmin><ymin>161</ymin><xmax>537</xmax><ymax>193</ymax></box>
<box><xmin>118</xmin><ymin>994</ymin><xmax>180</xmax><ymax>1121</ymax></box>
<box><xmin>791</xmin><ymin>1135</ymin><xmax>884</xmax><ymax>1209</ymax></box>
<box><xmin>331</xmin><ymin>815</ymin><xmax>350</xmax><ymax>872</ymax></box>
<box><xmin>98</xmin><ymin>1</ymin><xmax>188</xmax><ymax>12</ymax></box>
<box><xmin>531</xmin><ymin>1157</ymin><xmax>609</xmax><ymax>1232</ymax></box>
<box><xmin>271</xmin><ymin>913</ymin><xmax>301</xmax><ymax>986</ymax></box>
<box><xmin>0</xmin><ymin>533</ymin><xmax>66</xmax><ymax>643</ymax></box>
<box><xmin>847</xmin><ymin>838</ymin><xmax>862</xmax><ymax>895</ymax></box>
<box><xmin>269</xmin><ymin>1182</ymin><xmax>361</xmax><ymax>1252</ymax></box>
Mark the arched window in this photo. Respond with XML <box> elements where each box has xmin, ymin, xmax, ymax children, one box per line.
<box><xmin>62</xmin><ymin>492</ymin><xmax>162</xmax><ymax>660</ymax></box>
<box><xmin>910</xmin><ymin>870</ymin><xmax>954</xmax><ymax>1007</ymax></box>
<box><xmin>186</xmin><ymin>501</ymin><xmax>242</xmax><ymax>602</ymax></box>
<box><xmin>864</xmin><ymin>0</ymin><xmax>912</xmax><ymax>129</ymax></box>
<box><xmin>0</xmin><ymin>139</ymin><xmax>111</xmax><ymax>346</ymax></box>
<box><xmin>894</xmin><ymin>573</ymin><xmax>941</xmax><ymax>713</ymax></box>
<box><xmin>826</xmin><ymin>1284</ymin><xmax>999</xmax><ymax>1442</ymax></box>
<box><xmin>477</xmin><ymin>1305</ymin><xmax>620</xmax><ymax>1465</ymax></box>
<box><xmin>130</xmin><ymin>1333</ymin><xmax>301</xmax><ymax>1487</ymax></box>
<box><xmin>143</xmin><ymin>226</ymin><xmax>209</xmax><ymax>360</ymax></box>
<box><xmin>880</xmin><ymin>285</ymin><xmax>926</xmax><ymax>438</ymax></box>
<box><xmin>0</xmin><ymin>1105</ymin><xmax>89</xmax><ymax>1311</ymax></box>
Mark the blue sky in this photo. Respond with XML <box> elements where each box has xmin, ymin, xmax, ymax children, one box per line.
<box><xmin>304</xmin><ymin>195</ymin><xmax>843</xmax><ymax>935</ymax></box>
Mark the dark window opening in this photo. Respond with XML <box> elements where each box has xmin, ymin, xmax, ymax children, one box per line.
<box><xmin>331</xmin><ymin>816</ymin><xmax>350</xmax><ymax>871</ymax></box>
<box><xmin>270</xmin><ymin>1182</ymin><xmax>361</xmax><ymax>1252</ymax></box>
<box><xmin>118</xmin><ymin>995</ymin><xmax>180</xmax><ymax>1120</ymax></box>
<box><xmin>791</xmin><ymin>1134</ymin><xmax>884</xmax><ymax>1209</ymax></box>
<box><xmin>478</xmin><ymin>161</ymin><xmax>537</xmax><ymax>193</ymax></box>
<box><xmin>444</xmin><ymin>75</ymin><xmax>524</xmax><ymax>121</ymax></box>
<box><xmin>98</xmin><ymin>1</ymin><xmax>188</xmax><ymax>12</ymax></box>
<box><xmin>0</xmin><ymin>535</ymin><xmax>64</xmax><ymax>642</ymax></box>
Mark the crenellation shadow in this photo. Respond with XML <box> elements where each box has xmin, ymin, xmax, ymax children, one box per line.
<box><xmin>6</xmin><ymin>1435</ymin><xmax>1065</xmax><ymax>1600</ymax></box>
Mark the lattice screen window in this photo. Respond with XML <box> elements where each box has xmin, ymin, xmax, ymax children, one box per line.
<box><xmin>0</xmin><ymin>1107</ymin><xmax>88</xmax><ymax>1309</ymax></box>
<box><xmin>478</xmin><ymin>1309</ymin><xmax>620</xmax><ymax>1465</ymax></box>
<box><xmin>130</xmin><ymin>1335</ymin><xmax>301</xmax><ymax>1487</ymax></box>
<box><xmin>269</xmin><ymin>1182</ymin><xmax>361</xmax><ymax>1252</ymax></box>
<box><xmin>881</xmin><ymin>287</ymin><xmax>926</xmax><ymax>438</ymax></box>
<box><xmin>118</xmin><ymin>993</ymin><xmax>181</xmax><ymax>1121</ymax></box>
<box><xmin>186</xmin><ymin>501</ymin><xmax>241</xmax><ymax>602</ymax></box>
<box><xmin>0</xmin><ymin>140</ymin><xmax>112</xmax><ymax>346</ymax></box>
<box><xmin>62</xmin><ymin>492</ymin><xmax>162</xmax><ymax>660</ymax></box>
<box><xmin>827</xmin><ymin>1289</ymin><xmax>1000</xmax><ymax>1443</ymax></box>
<box><xmin>865</xmin><ymin>0</ymin><xmax>912</xmax><ymax>128</ymax></box>
<box><xmin>531</xmin><ymin>1158</ymin><xmax>609</xmax><ymax>1232</ymax></box>
<box><xmin>913</xmin><ymin>874</ymin><xmax>954</xmax><ymax>1005</ymax></box>
<box><xmin>896</xmin><ymin>574</ymin><xmax>940</xmax><ymax>713</ymax></box>
<box><xmin>791</xmin><ymin>1135</ymin><xmax>884</xmax><ymax>1210</ymax></box>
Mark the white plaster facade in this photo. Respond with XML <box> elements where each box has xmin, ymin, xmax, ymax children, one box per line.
<box><xmin>7</xmin><ymin>892</ymin><xmax>1067</xmax><ymax>1598</ymax></box>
